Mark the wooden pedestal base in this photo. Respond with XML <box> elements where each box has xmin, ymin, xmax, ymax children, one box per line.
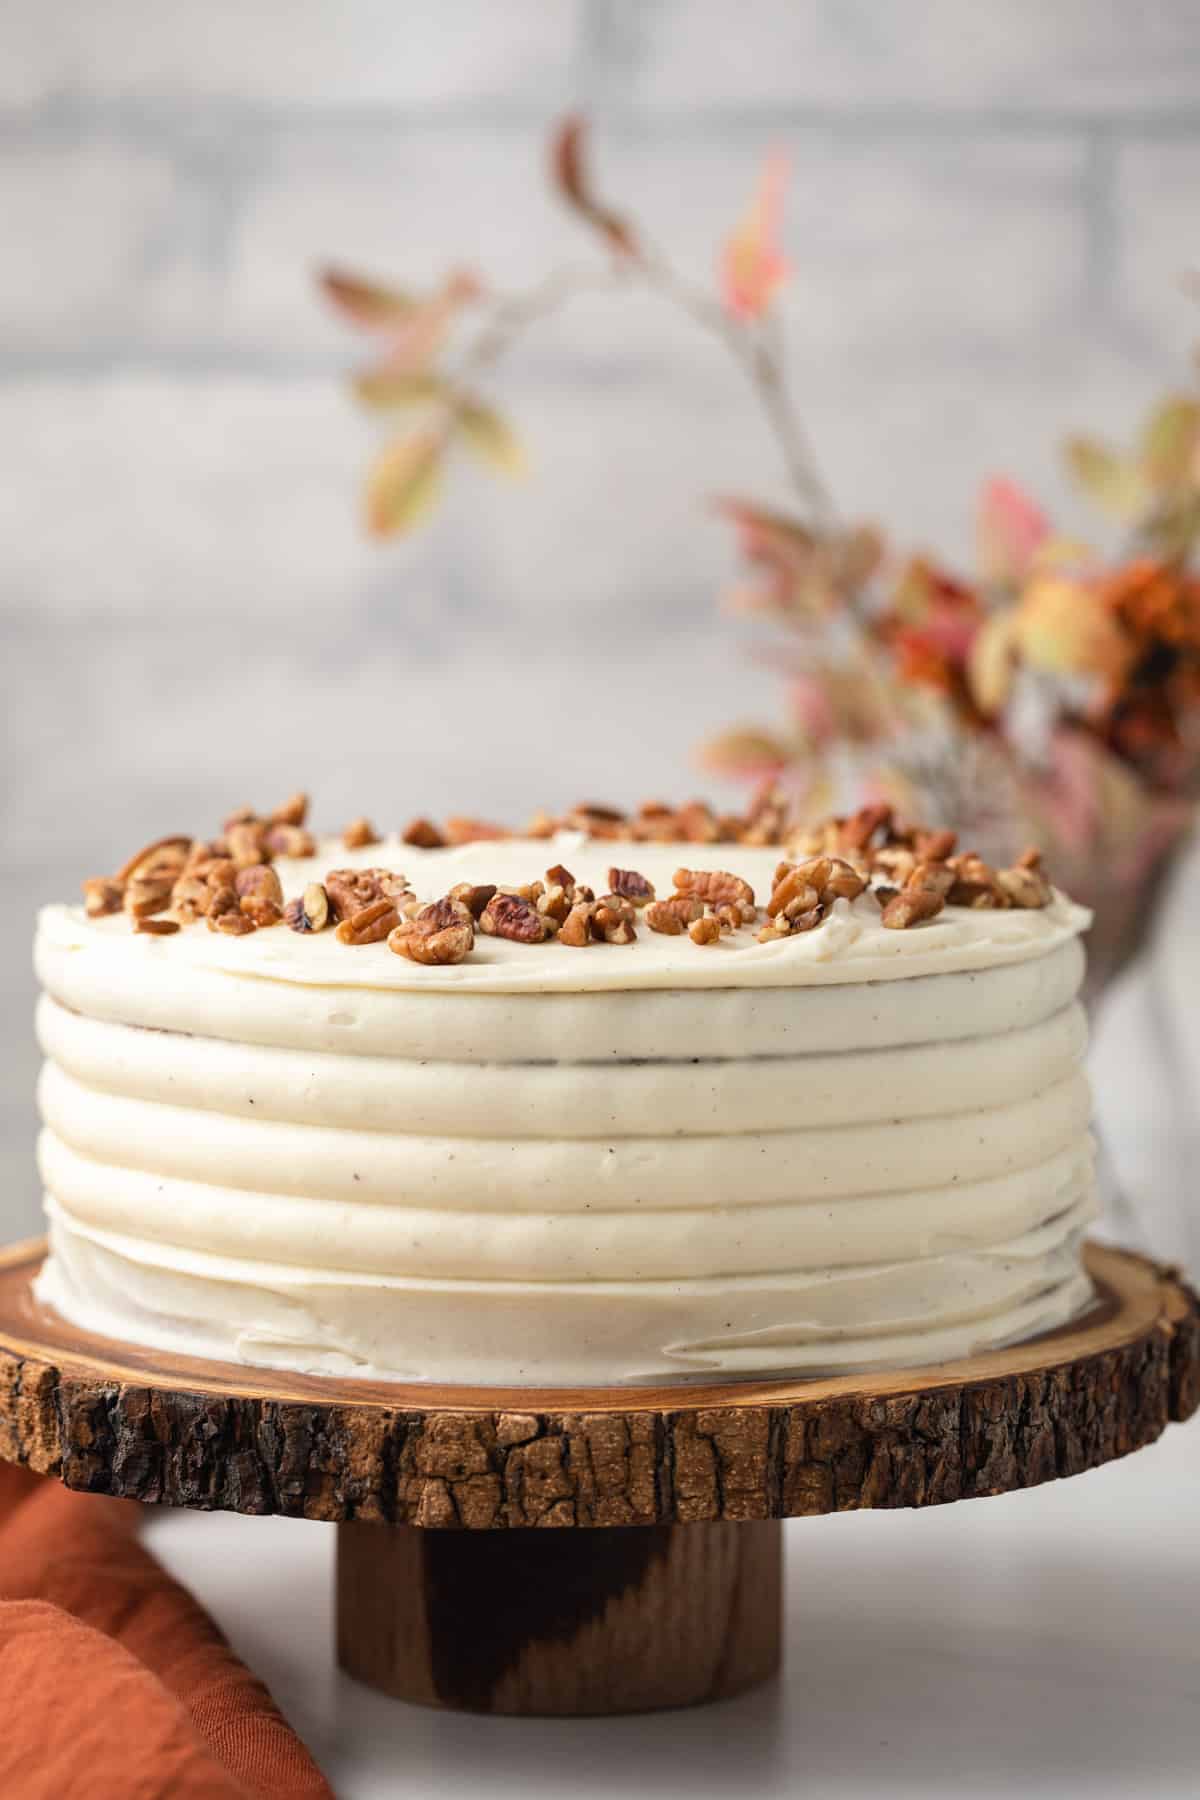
<box><xmin>0</xmin><ymin>1239</ymin><xmax>1198</xmax><ymax>1716</ymax></box>
<box><xmin>336</xmin><ymin>1517</ymin><xmax>781</xmax><ymax>1715</ymax></box>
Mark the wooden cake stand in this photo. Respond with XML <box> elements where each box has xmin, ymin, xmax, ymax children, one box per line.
<box><xmin>0</xmin><ymin>1238</ymin><xmax>1196</xmax><ymax>1716</ymax></box>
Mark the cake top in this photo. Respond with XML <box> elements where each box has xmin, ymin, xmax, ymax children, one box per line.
<box><xmin>39</xmin><ymin>794</ymin><xmax>1092</xmax><ymax>995</ymax></box>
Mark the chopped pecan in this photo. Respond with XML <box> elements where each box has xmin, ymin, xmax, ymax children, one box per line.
<box><xmin>523</xmin><ymin>808</ymin><xmax>558</xmax><ymax>839</ymax></box>
<box><xmin>210</xmin><ymin>911</ymin><xmax>256</xmax><ymax>936</ymax></box>
<box><xmin>996</xmin><ymin>860</ymin><xmax>1052</xmax><ymax>908</ymax></box>
<box><xmin>675</xmin><ymin>801</ymin><xmax>720</xmax><ymax>844</ymax></box>
<box><xmin>562</xmin><ymin>803</ymin><xmax>627</xmax><ymax>839</ymax></box>
<box><xmin>171</xmin><ymin>874</ymin><xmax>212</xmax><ymax>922</ymax></box>
<box><xmin>263</xmin><ymin>824</ymin><xmax>317</xmax><ymax>859</ymax></box>
<box><xmin>479</xmin><ymin>892</ymin><xmax>548</xmax><ymax>942</ymax></box>
<box><xmin>757</xmin><ymin>906</ymin><xmax>822</xmax><ymax>941</ymax></box>
<box><xmin>444</xmin><ymin>817</ymin><xmax>509</xmax><ymax>844</ymax></box>
<box><xmin>448</xmin><ymin>882</ymin><xmax>497</xmax><ymax>920</ymax></box>
<box><xmin>115</xmin><ymin>835</ymin><xmax>193</xmax><ymax>884</ymax></box>
<box><xmin>325</xmin><ymin>867</ymin><xmax>409</xmax><ymax>921</ymax></box>
<box><xmin>946</xmin><ymin>853</ymin><xmax>1008</xmax><ymax>909</ymax></box>
<box><xmin>402</xmin><ymin>817</ymin><xmax>446</xmax><ymax>849</ymax></box>
<box><xmin>689</xmin><ymin>915</ymin><xmax>721</xmax><ymax>945</ymax></box>
<box><xmin>881</xmin><ymin>886</ymin><xmax>945</xmax><ymax>930</ymax></box>
<box><xmin>123</xmin><ymin>876</ymin><xmax>174</xmax><ymax>920</ymax></box>
<box><xmin>237</xmin><ymin>867</ymin><xmax>287</xmax><ymax>936</ymax></box>
<box><xmin>235</xmin><ymin>864</ymin><xmax>283</xmax><ymax>905</ymax></box>
<box><xmin>335</xmin><ymin>899</ymin><xmax>400</xmax><ymax>945</ymax></box>
<box><xmin>837</xmin><ymin>804</ymin><xmax>894</xmax><ymax>853</ymax></box>
<box><xmin>558</xmin><ymin>901</ymin><xmax>596</xmax><ymax>946</ymax></box>
<box><xmin>608</xmin><ymin>867</ymin><xmax>655</xmax><ymax>905</ymax></box>
<box><xmin>914</xmin><ymin>827</ymin><xmax>957</xmax><ymax>862</ymax></box>
<box><xmin>417</xmin><ymin>896</ymin><xmax>474</xmax><ymax>930</ymax></box>
<box><xmin>284</xmin><ymin>883</ymin><xmax>330</xmax><ymax>933</ymax></box>
<box><xmin>82</xmin><ymin>877</ymin><xmax>124</xmax><ymax>917</ymax></box>
<box><xmin>343</xmin><ymin>816</ymin><xmax>380</xmax><ymax>849</ymax></box>
<box><xmin>645</xmin><ymin>895</ymin><xmax>704</xmax><ymax>932</ymax></box>
<box><xmin>389</xmin><ymin>918</ymin><xmax>474</xmax><ymax>965</ymax></box>
<box><xmin>672</xmin><ymin>867</ymin><xmax>755</xmax><ymax>908</ymax></box>
<box><xmin>592</xmin><ymin>903</ymin><xmax>637</xmax><ymax>944</ymax></box>
<box><xmin>226</xmin><ymin>821</ymin><xmax>269</xmax><ymax>867</ymax></box>
<box><xmin>767</xmin><ymin>865</ymin><xmax>822</xmax><ymax>918</ymax></box>
<box><xmin>133</xmin><ymin>916</ymin><xmax>181</xmax><ymax>936</ymax></box>
<box><xmin>270</xmin><ymin>792</ymin><xmax>309</xmax><ymax>827</ymax></box>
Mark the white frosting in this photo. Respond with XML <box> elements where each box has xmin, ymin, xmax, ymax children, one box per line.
<box><xmin>33</xmin><ymin>833</ymin><xmax>1098</xmax><ymax>1385</ymax></box>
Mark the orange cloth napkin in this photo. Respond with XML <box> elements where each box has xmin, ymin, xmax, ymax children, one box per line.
<box><xmin>0</xmin><ymin>1464</ymin><xmax>333</xmax><ymax>1799</ymax></box>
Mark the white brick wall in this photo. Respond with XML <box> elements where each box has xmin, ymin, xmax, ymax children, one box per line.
<box><xmin>3</xmin><ymin>1</ymin><xmax>1200</xmax><ymax>1236</ymax></box>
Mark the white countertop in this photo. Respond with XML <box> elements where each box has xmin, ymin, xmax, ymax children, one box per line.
<box><xmin>147</xmin><ymin>1416</ymin><xmax>1200</xmax><ymax>1799</ymax></box>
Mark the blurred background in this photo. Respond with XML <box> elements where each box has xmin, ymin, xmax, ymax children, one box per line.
<box><xmin>5</xmin><ymin>2</ymin><xmax>1200</xmax><ymax>1242</ymax></box>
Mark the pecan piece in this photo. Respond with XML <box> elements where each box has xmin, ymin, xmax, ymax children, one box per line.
<box><xmin>263</xmin><ymin>824</ymin><xmax>317</xmax><ymax>859</ymax></box>
<box><xmin>608</xmin><ymin>867</ymin><xmax>655</xmax><ymax>905</ymax></box>
<box><xmin>673</xmin><ymin>867</ymin><xmax>755</xmax><ymax>908</ymax></box>
<box><xmin>689</xmin><ymin>915</ymin><xmax>721</xmax><ymax>945</ymax></box>
<box><xmin>444</xmin><ymin>816</ymin><xmax>509</xmax><ymax>844</ymax></box>
<box><xmin>134</xmin><ymin>917</ymin><xmax>181</xmax><ymax>936</ymax></box>
<box><xmin>881</xmin><ymin>887</ymin><xmax>945</xmax><ymax>930</ymax></box>
<box><xmin>226</xmin><ymin>821</ymin><xmax>269</xmax><ymax>867</ymax></box>
<box><xmin>325</xmin><ymin>867</ymin><xmax>409</xmax><ymax>921</ymax></box>
<box><xmin>946</xmin><ymin>854</ymin><xmax>1008</xmax><ymax>909</ymax></box>
<box><xmin>996</xmin><ymin>857</ymin><xmax>1052</xmax><ymax>908</ymax></box>
<box><xmin>115</xmin><ymin>835</ymin><xmax>193</xmax><ymax>884</ymax></box>
<box><xmin>914</xmin><ymin>827</ymin><xmax>957</xmax><ymax>862</ymax></box>
<box><xmin>592</xmin><ymin>903</ymin><xmax>637</xmax><ymax>944</ymax></box>
<box><xmin>389</xmin><ymin>919</ymin><xmax>474</xmax><ymax>965</ymax></box>
<box><xmin>645</xmin><ymin>895</ymin><xmax>703</xmax><ymax>933</ymax></box>
<box><xmin>284</xmin><ymin>883</ymin><xmax>331</xmax><ymax>933</ymax></box>
<box><xmin>558</xmin><ymin>901</ymin><xmax>596</xmax><ymax>946</ymax></box>
<box><xmin>837</xmin><ymin>804</ymin><xmax>894</xmax><ymax>853</ymax></box>
<box><xmin>123</xmin><ymin>876</ymin><xmax>174</xmax><ymax>920</ymax></box>
<box><xmin>82</xmin><ymin>877</ymin><xmax>124</xmax><ymax>917</ymax></box>
<box><xmin>675</xmin><ymin>801</ymin><xmax>720</xmax><ymax>844</ymax></box>
<box><xmin>417</xmin><ymin>896</ymin><xmax>474</xmax><ymax>930</ymax></box>
<box><xmin>343</xmin><ymin>816</ymin><xmax>380</xmax><ymax>849</ymax></box>
<box><xmin>448</xmin><ymin>882</ymin><xmax>497</xmax><ymax>920</ymax></box>
<box><xmin>335</xmin><ymin>899</ymin><xmax>400</xmax><ymax>945</ymax></box>
<box><xmin>270</xmin><ymin>792</ymin><xmax>309</xmax><ymax>827</ymax></box>
<box><xmin>171</xmin><ymin>874</ymin><xmax>212</xmax><ymax>922</ymax></box>
<box><xmin>236</xmin><ymin>865</ymin><xmax>284</xmax><ymax>928</ymax></box>
<box><xmin>402</xmin><ymin>817</ymin><xmax>446</xmax><ymax>849</ymax></box>
<box><xmin>480</xmin><ymin>892</ymin><xmax>548</xmax><ymax>943</ymax></box>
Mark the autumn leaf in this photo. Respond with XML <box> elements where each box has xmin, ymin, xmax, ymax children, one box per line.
<box><xmin>549</xmin><ymin>115</ymin><xmax>638</xmax><ymax>258</ymax></box>
<box><xmin>1014</xmin><ymin>575</ymin><xmax>1131</xmax><ymax>684</ymax></box>
<box><xmin>699</xmin><ymin>726</ymin><xmax>793</xmax><ymax>775</ymax></box>
<box><xmin>365</xmin><ymin>432</ymin><xmax>444</xmax><ymax>536</ymax></box>
<box><xmin>457</xmin><ymin>399</ymin><xmax>526</xmax><ymax>475</ymax></box>
<box><xmin>1139</xmin><ymin>394</ymin><xmax>1200</xmax><ymax>489</ymax></box>
<box><xmin>1064</xmin><ymin>436</ymin><xmax>1148</xmax><ymax>521</ymax></box>
<box><xmin>719</xmin><ymin>150</ymin><xmax>791</xmax><ymax>320</ymax></box>
<box><xmin>966</xmin><ymin>612</ymin><xmax>1020</xmax><ymax>715</ymax></box>
<box><xmin>320</xmin><ymin>268</ymin><xmax>418</xmax><ymax>329</ymax></box>
<box><xmin>977</xmin><ymin>476</ymin><xmax>1049</xmax><ymax>589</ymax></box>
<box><xmin>352</xmin><ymin>371</ymin><xmax>449</xmax><ymax>410</ymax></box>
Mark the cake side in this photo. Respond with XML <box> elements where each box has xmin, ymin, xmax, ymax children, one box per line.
<box><xmin>32</xmin><ymin>802</ymin><xmax>1098</xmax><ymax>1385</ymax></box>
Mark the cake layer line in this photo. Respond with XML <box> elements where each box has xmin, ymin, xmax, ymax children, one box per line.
<box><xmin>36</xmin><ymin>992</ymin><xmax>1087</xmax><ymax>1139</ymax></box>
<box><xmin>35</xmin><ymin>927</ymin><xmax>1086</xmax><ymax>1063</ymax></box>
<box><xmin>38</xmin><ymin>1061</ymin><xmax>1092</xmax><ymax>1213</ymax></box>
<box><xmin>36</xmin><ymin>1202</ymin><xmax>1096</xmax><ymax>1383</ymax></box>
<box><xmin>39</xmin><ymin>1134</ymin><xmax>1095</xmax><ymax>1280</ymax></box>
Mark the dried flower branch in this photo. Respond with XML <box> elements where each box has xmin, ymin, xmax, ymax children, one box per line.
<box><xmin>321</xmin><ymin>114</ymin><xmax>834</xmax><ymax>538</ymax></box>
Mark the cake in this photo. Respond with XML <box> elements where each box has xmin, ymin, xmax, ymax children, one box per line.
<box><xmin>32</xmin><ymin>797</ymin><xmax>1097</xmax><ymax>1386</ymax></box>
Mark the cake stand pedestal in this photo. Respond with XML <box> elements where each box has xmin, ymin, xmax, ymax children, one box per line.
<box><xmin>0</xmin><ymin>1240</ymin><xmax>1196</xmax><ymax>1716</ymax></box>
